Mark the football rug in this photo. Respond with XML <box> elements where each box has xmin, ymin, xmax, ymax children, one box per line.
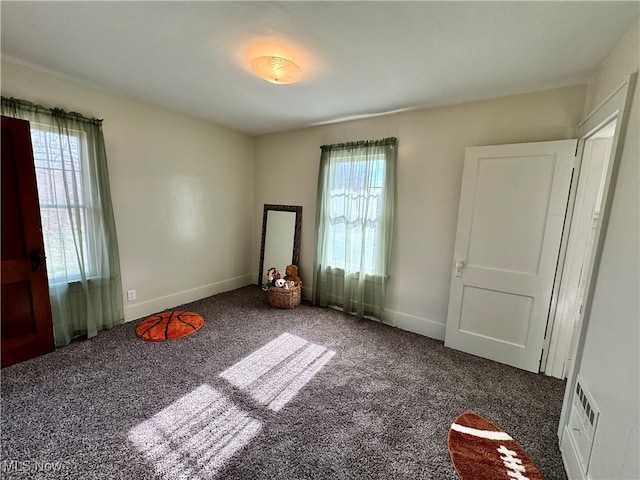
<box><xmin>448</xmin><ymin>412</ymin><xmax>543</xmax><ymax>480</ymax></box>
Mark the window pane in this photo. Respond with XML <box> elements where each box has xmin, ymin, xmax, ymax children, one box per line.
<box><xmin>31</xmin><ymin>126</ymin><xmax>91</xmax><ymax>281</ymax></box>
<box><xmin>326</xmin><ymin>155</ymin><xmax>385</xmax><ymax>275</ymax></box>
<box><xmin>40</xmin><ymin>208</ymin><xmax>88</xmax><ymax>280</ymax></box>
<box><xmin>328</xmin><ymin>222</ymin><xmax>346</xmax><ymax>269</ymax></box>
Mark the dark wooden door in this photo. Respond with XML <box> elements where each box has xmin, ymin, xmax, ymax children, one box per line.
<box><xmin>1</xmin><ymin>115</ymin><xmax>55</xmax><ymax>367</ymax></box>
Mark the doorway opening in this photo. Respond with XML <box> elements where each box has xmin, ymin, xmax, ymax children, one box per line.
<box><xmin>543</xmin><ymin>119</ymin><xmax>617</xmax><ymax>379</ymax></box>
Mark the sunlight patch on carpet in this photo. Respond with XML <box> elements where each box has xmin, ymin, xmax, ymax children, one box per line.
<box><xmin>128</xmin><ymin>384</ymin><xmax>261</xmax><ymax>480</ymax></box>
<box><xmin>220</xmin><ymin>332</ymin><xmax>336</xmax><ymax>412</ymax></box>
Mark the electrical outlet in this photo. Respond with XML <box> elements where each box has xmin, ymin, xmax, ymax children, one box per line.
<box><xmin>127</xmin><ymin>289</ymin><xmax>136</xmax><ymax>301</ymax></box>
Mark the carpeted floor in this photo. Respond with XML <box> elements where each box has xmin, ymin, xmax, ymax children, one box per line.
<box><xmin>1</xmin><ymin>286</ymin><xmax>568</xmax><ymax>479</ymax></box>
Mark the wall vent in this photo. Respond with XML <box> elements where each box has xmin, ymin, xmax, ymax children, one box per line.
<box><xmin>576</xmin><ymin>381</ymin><xmax>596</xmax><ymax>427</ymax></box>
<box><xmin>567</xmin><ymin>375</ymin><xmax>600</xmax><ymax>473</ymax></box>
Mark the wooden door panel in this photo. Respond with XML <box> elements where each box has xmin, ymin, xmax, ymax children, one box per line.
<box><xmin>2</xmin><ymin>280</ymin><xmax>37</xmax><ymax>340</ymax></box>
<box><xmin>458</xmin><ymin>286</ymin><xmax>533</xmax><ymax>347</ymax></box>
<box><xmin>1</xmin><ymin>129</ymin><xmax>27</xmax><ymax>259</ymax></box>
<box><xmin>445</xmin><ymin>140</ymin><xmax>576</xmax><ymax>373</ymax></box>
<box><xmin>1</xmin><ymin>115</ymin><xmax>55</xmax><ymax>367</ymax></box>
<box><xmin>466</xmin><ymin>154</ymin><xmax>556</xmax><ymax>274</ymax></box>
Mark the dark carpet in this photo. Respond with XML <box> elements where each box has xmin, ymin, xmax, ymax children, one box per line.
<box><xmin>1</xmin><ymin>286</ymin><xmax>568</xmax><ymax>479</ymax></box>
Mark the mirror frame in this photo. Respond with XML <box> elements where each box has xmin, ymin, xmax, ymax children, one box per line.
<box><xmin>258</xmin><ymin>204</ymin><xmax>302</xmax><ymax>286</ymax></box>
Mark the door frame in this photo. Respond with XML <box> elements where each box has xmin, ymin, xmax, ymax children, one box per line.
<box><xmin>557</xmin><ymin>73</ymin><xmax>637</xmax><ymax>441</ymax></box>
<box><xmin>541</xmin><ymin>130</ymin><xmax>613</xmax><ymax>378</ymax></box>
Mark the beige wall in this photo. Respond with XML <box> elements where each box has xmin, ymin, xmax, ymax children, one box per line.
<box><xmin>254</xmin><ymin>85</ymin><xmax>586</xmax><ymax>338</ymax></box>
<box><xmin>572</xmin><ymin>20</ymin><xmax>639</xmax><ymax>480</ymax></box>
<box><xmin>1</xmin><ymin>60</ymin><xmax>255</xmax><ymax>321</ymax></box>
<box><xmin>583</xmin><ymin>20</ymin><xmax>640</xmax><ymax>117</ymax></box>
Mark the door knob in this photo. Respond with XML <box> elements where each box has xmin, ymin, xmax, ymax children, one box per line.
<box><xmin>29</xmin><ymin>250</ymin><xmax>44</xmax><ymax>272</ymax></box>
<box><xmin>455</xmin><ymin>259</ymin><xmax>465</xmax><ymax>277</ymax></box>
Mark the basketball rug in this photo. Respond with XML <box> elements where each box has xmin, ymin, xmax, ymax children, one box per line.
<box><xmin>448</xmin><ymin>412</ymin><xmax>543</xmax><ymax>480</ymax></box>
<box><xmin>136</xmin><ymin>311</ymin><xmax>204</xmax><ymax>341</ymax></box>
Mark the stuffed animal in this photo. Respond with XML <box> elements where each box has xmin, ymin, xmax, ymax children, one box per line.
<box><xmin>274</xmin><ymin>278</ymin><xmax>286</xmax><ymax>288</ymax></box>
<box><xmin>284</xmin><ymin>265</ymin><xmax>301</xmax><ymax>286</ymax></box>
<box><xmin>267</xmin><ymin>267</ymin><xmax>281</xmax><ymax>286</ymax></box>
<box><xmin>284</xmin><ymin>280</ymin><xmax>296</xmax><ymax>289</ymax></box>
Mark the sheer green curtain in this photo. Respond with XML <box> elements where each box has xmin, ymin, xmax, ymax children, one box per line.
<box><xmin>2</xmin><ymin>96</ymin><xmax>123</xmax><ymax>346</ymax></box>
<box><xmin>312</xmin><ymin>137</ymin><xmax>397</xmax><ymax>320</ymax></box>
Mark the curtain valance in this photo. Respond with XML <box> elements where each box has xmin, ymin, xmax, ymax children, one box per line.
<box><xmin>320</xmin><ymin>137</ymin><xmax>397</xmax><ymax>152</ymax></box>
<box><xmin>2</xmin><ymin>96</ymin><xmax>103</xmax><ymax>126</ymax></box>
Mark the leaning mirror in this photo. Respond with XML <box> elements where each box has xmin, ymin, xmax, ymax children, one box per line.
<box><xmin>259</xmin><ymin>204</ymin><xmax>302</xmax><ymax>287</ymax></box>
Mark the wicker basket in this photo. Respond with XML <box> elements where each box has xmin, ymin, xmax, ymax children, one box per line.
<box><xmin>268</xmin><ymin>283</ymin><xmax>302</xmax><ymax>309</ymax></box>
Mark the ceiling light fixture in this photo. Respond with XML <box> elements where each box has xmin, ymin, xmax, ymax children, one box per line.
<box><xmin>251</xmin><ymin>56</ymin><xmax>302</xmax><ymax>84</ymax></box>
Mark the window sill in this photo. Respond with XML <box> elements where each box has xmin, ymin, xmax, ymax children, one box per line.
<box><xmin>49</xmin><ymin>276</ymin><xmax>109</xmax><ymax>289</ymax></box>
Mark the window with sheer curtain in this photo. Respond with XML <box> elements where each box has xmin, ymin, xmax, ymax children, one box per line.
<box><xmin>325</xmin><ymin>154</ymin><xmax>385</xmax><ymax>274</ymax></box>
<box><xmin>2</xmin><ymin>96</ymin><xmax>123</xmax><ymax>347</ymax></box>
<box><xmin>31</xmin><ymin>125</ymin><xmax>94</xmax><ymax>282</ymax></box>
<box><xmin>312</xmin><ymin>137</ymin><xmax>397</xmax><ymax>321</ymax></box>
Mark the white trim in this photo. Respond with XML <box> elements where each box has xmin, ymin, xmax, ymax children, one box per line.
<box><xmin>561</xmin><ymin>428</ymin><xmax>587</xmax><ymax>480</ymax></box>
<box><xmin>385</xmin><ymin>308</ymin><xmax>446</xmax><ymax>340</ymax></box>
<box><xmin>301</xmin><ymin>284</ymin><xmax>446</xmax><ymax>341</ymax></box>
<box><xmin>577</xmin><ymin>80</ymin><xmax>628</xmax><ymax>130</ymax></box>
<box><xmin>450</xmin><ymin>423</ymin><xmax>513</xmax><ymax>441</ymax></box>
<box><xmin>558</xmin><ymin>72</ymin><xmax>637</xmax><ymax>441</ymax></box>
<box><xmin>123</xmin><ymin>274</ymin><xmax>254</xmax><ymax>322</ymax></box>
<box><xmin>130</xmin><ymin>276</ymin><xmax>445</xmax><ymax>343</ymax></box>
<box><xmin>301</xmin><ymin>284</ymin><xmax>312</xmax><ymax>300</ymax></box>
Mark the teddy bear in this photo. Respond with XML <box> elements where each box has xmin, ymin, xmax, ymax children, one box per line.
<box><xmin>284</xmin><ymin>264</ymin><xmax>301</xmax><ymax>286</ymax></box>
<box><xmin>274</xmin><ymin>278</ymin><xmax>286</xmax><ymax>288</ymax></box>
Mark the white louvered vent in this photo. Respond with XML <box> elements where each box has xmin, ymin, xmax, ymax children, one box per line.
<box><xmin>575</xmin><ymin>380</ymin><xmax>597</xmax><ymax>428</ymax></box>
<box><xmin>567</xmin><ymin>375</ymin><xmax>600</xmax><ymax>473</ymax></box>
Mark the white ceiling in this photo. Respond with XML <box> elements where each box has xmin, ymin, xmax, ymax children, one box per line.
<box><xmin>2</xmin><ymin>2</ymin><xmax>638</xmax><ymax>135</ymax></box>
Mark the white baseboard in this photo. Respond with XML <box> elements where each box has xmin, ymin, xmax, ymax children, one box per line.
<box><xmin>301</xmin><ymin>285</ymin><xmax>312</xmax><ymax>300</ymax></box>
<box><xmin>384</xmin><ymin>308</ymin><xmax>446</xmax><ymax>341</ymax></box>
<box><xmin>560</xmin><ymin>428</ymin><xmax>587</xmax><ymax>480</ymax></box>
<box><xmin>299</xmin><ymin>285</ymin><xmax>445</xmax><ymax>342</ymax></box>
<box><xmin>128</xmin><ymin>279</ymin><xmax>446</xmax><ymax>342</ymax></box>
<box><xmin>123</xmin><ymin>274</ymin><xmax>254</xmax><ymax>322</ymax></box>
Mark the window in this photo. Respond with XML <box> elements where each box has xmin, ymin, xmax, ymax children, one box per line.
<box><xmin>313</xmin><ymin>137</ymin><xmax>397</xmax><ymax>320</ymax></box>
<box><xmin>2</xmin><ymin>95</ymin><xmax>123</xmax><ymax>346</ymax></box>
<box><xmin>326</xmin><ymin>154</ymin><xmax>385</xmax><ymax>274</ymax></box>
<box><xmin>31</xmin><ymin>125</ymin><xmax>92</xmax><ymax>282</ymax></box>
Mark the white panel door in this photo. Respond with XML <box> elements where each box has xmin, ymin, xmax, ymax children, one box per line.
<box><xmin>445</xmin><ymin>140</ymin><xmax>576</xmax><ymax>372</ymax></box>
